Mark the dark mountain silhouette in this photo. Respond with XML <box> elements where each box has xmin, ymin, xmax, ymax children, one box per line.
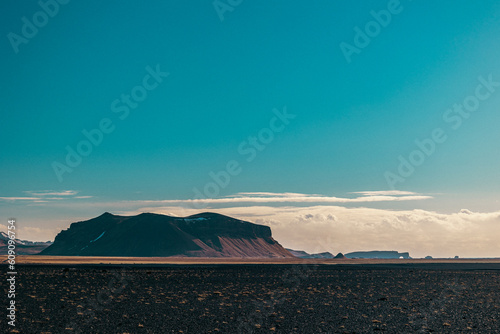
<box><xmin>41</xmin><ymin>212</ymin><xmax>293</xmax><ymax>258</ymax></box>
<box><xmin>286</xmin><ymin>248</ymin><xmax>335</xmax><ymax>259</ymax></box>
<box><xmin>334</xmin><ymin>252</ymin><xmax>346</xmax><ymax>259</ymax></box>
<box><xmin>0</xmin><ymin>232</ymin><xmax>52</xmax><ymax>255</ymax></box>
<box><xmin>344</xmin><ymin>251</ymin><xmax>411</xmax><ymax>259</ymax></box>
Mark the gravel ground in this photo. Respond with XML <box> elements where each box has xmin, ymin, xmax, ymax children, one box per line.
<box><xmin>2</xmin><ymin>264</ymin><xmax>499</xmax><ymax>333</ymax></box>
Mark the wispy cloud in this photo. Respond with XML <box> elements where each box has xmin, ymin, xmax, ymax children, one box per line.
<box><xmin>4</xmin><ymin>191</ymin><xmax>429</xmax><ymax>206</ymax></box>
<box><xmin>229</xmin><ymin>192</ymin><xmax>321</xmax><ymax>198</ymax></box>
<box><xmin>351</xmin><ymin>190</ymin><xmax>418</xmax><ymax>196</ymax></box>
<box><xmin>0</xmin><ymin>197</ymin><xmax>40</xmax><ymax>201</ymax></box>
<box><xmin>0</xmin><ymin>190</ymin><xmax>91</xmax><ymax>203</ymax></box>
<box><xmin>29</xmin><ymin>191</ymin><xmax>432</xmax><ymax>210</ymax></box>
<box><xmin>24</xmin><ymin>190</ymin><xmax>78</xmax><ymax>196</ymax></box>
<box><xmin>156</xmin><ymin>191</ymin><xmax>432</xmax><ymax>205</ymax></box>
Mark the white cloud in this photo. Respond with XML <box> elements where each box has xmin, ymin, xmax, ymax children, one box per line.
<box><xmin>92</xmin><ymin>192</ymin><xmax>432</xmax><ymax>206</ymax></box>
<box><xmin>229</xmin><ymin>192</ymin><xmax>321</xmax><ymax>198</ymax></box>
<box><xmin>33</xmin><ymin>191</ymin><xmax>432</xmax><ymax>210</ymax></box>
<box><xmin>0</xmin><ymin>190</ymin><xmax>90</xmax><ymax>203</ymax></box>
<box><xmin>352</xmin><ymin>190</ymin><xmax>418</xmax><ymax>196</ymax></box>
<box><xmin>0</xmin><ymin>197</ymin><xmax>40</xmax><ymax>201</ymax></box>
<box><xmin>15</xmin><ymin>226</ymin><xmax>61</xmax><ymax>242</ymax></box>
<box><xmin>24</xmin><ymin>190</ymin><xmax>78</xmax><ymax>196</ymax></box>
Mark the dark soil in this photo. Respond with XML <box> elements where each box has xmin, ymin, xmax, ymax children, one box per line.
<box><xmin>2</xmin><ymin>264</ymin><xmax>499</xmax><ymax>333</ymax></box>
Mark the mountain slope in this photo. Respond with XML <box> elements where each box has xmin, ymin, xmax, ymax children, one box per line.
<box><xmin>40</xmin><ymin>212</ymin><xmax>293</xmax><ymax>258</ymax></box>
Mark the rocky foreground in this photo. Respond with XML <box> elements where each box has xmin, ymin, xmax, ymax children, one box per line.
<box><xmin>3</xmin><ymin>264</ymin><xmax>499</xmax><ymax>333</ymax></box>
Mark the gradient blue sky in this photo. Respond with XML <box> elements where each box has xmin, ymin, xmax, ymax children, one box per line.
<box><xmin>1</xmin><ymin>1</ymin><xmax>500</xmax><ymax>257</ymax></box>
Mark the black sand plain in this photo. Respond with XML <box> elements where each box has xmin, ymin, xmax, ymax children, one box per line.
<box><xmin>2</xmin><ymin>263</ymin><xmax>499</xmax><ymax>333</ymax></box>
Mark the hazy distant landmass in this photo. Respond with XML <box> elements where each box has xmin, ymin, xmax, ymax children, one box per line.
<box><xmin>345</xmin><ymin>251</ymin><xmax>411</xmax><ymax>259</ymax></box>
<box><xmin>40</xmin><ymin>212</ymin><xmax>293</xmax><ymax>258</ymax></box>
<box><xmin>286</xmin><ymin>249</ymin><xmax>335</xmax><ymax>259</ymax></box>
<box><xmin>0</xmin><ymin>232</ymin><xmax>52</xmax><ymax>255</ymax></box>
<box><xmin>287</xmin><ymin>249</ymin><xmax>411</xmax><ymax>260</ymax></box>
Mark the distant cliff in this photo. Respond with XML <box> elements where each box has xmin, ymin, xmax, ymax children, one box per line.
<box><xmin>345</xmin><ymin>251</ymin><xmax>411</xmax><ymax>259</ymax></box>
<box><xmin>41</xmin><ymin>212</ymin><xmax>293</xmax><ymax>258</ymax></box>
<box><xmin>286</xmin><ymin>249</ymin><xmax>335</xmax><ymax>259</ymax></box>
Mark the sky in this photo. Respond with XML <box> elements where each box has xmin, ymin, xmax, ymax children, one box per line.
<box><xmin>1</xmin><ymin>0</ymin><xmax>500</xmax><ymax>258</ymax></box>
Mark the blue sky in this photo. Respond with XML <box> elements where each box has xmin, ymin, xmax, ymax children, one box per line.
<box><xmin>1</xmin><ymin>1</ymin><xmax>500</xmax><ymax>257</ymax></box>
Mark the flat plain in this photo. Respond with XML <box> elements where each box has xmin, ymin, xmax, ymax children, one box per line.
<box><xmin>2</xmin><ymin>258</ymin><xmax>499</xmax><ymax>333</ymax></box>
<box><xmin>8</xmin><ymin>255</ymin><xmax>500</xmax><ymax>265</ymax></box>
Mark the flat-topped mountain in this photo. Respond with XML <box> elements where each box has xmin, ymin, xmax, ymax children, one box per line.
<box><xmin>286</xmin><ymin>248</ymin><xmax>335</xmax><ymax>259</ymax></box>
<box><xmin>40</xmin><ymin>212</ymin><xmax>293</xmax><ymax>258</ymax></box>
<box><xmin>344</xmin><ymin>251</ymin><xmax>411</xmax><ymax>259</ymax></box>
